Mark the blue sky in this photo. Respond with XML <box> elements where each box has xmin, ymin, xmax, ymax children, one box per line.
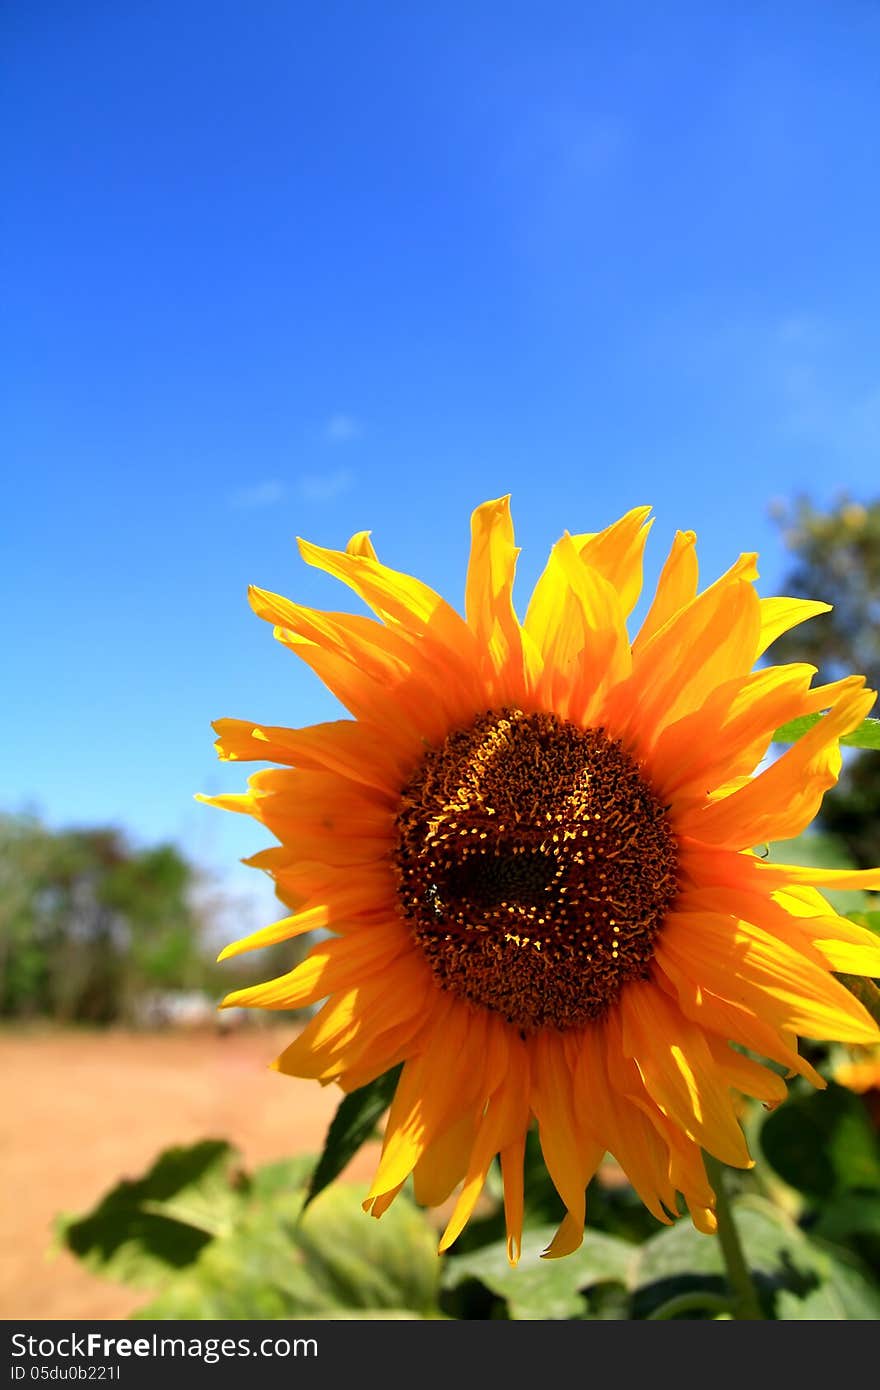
<box><xmin>3</xmin><ymin>2</ymin><xmax>880</xmax><ymax>936</ymax></box>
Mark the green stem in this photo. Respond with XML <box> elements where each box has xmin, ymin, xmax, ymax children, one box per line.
<box><xmin>647</xmin><ymin>1291</ymin><xmax>733</xmax><ymax>1321</ymax></box>
<box><xmin>703</xmin><ymin>1153</ymin><xmax>765</xmax><ymax>1320</ymax></box>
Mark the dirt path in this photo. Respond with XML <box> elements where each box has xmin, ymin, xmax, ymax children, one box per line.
<box><xmin>0</xmin><ymin>1026</ymin><xmax>379</xmax><ymax>1321</ymax></box>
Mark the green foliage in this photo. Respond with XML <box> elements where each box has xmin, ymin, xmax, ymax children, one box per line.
<box><xmin>0</xmin><ymin>813</ymin><xmax>206</xmax><ymax>1023</ymax></box>
<box><xmin>760</xmin><ymin>1081</ymin><xmax>880</xmax><ymax>1200</ymax></box>
<box><xmin>758</xmin><ymin>1076</ymin><xmax>880</xmax><ymax>1282</ymax></box>
<box><xmin>773</xmin><ymin>715</ymin><xmax>880</xmax><ymax>750</ymax></box>
<box><xmin>441</xmin><ymin>1194</ymin><xmax>880</xmax><ymax>1320</ymax></box>
<box><xmin>303</xmin><ymin>1065</ymin><xmax>402</xmax><ymax>1209</ymax></box>
<box><xmin>443</xmin><ymin>1226</ymin><xmax>635</xmax><ymax>1320</ymax></box>
<box><xmin>770</xmin><ymin>493</ymin><xmax>880</xmax><ymax>869</ymax></box>
<box><xmin>56</xmin><ymin>1140</ymin><xmax>443</xmax><ymax>1320</ymax></box>
<box><xmin>58</xmin><ymin>1110</ymin><xmax>880</xmax><ymax>1321</ymax></box>
<box><xmin>633</xmin><ymin>1198</ymin><xmax>880</xmax><ymax>1320</ymax></box>
<box><xmin>138</xmin><ymin>1184</ymin><xmax>441</xmax><ymax>1320</ymax></box>
<box><xmin>0</xmin><ymin>811</ymin><xmax>306</xmax><ymax>1024</ymax></box>
<box><xmin>770</xmin><ymin>495</ymin><xmax>880</xmax><ymax>688</ymax></box>
<box><xmin>56</xmin><ymin>1141</ymin><xmax>246</xmax><ymax>1289</ymax></box>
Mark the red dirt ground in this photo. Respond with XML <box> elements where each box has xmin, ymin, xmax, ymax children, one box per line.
<box><xmin>0</xmin><ymin>1025</ymin><xmax>379</xmax><ymax>1321</ymax></box>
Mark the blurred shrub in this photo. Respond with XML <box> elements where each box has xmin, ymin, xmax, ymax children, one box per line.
<box><xmin>0</xmin><ymin>812</ymin><xmax>298</xmax><ymax>1025</ymax></box>
<box><xmin>56</xmin><ymin>1141</ymin><xmax>444</xmax><ymax>1320</ymax></box>
<box><xmin>55</xmin><ymin>1094</ymin><xmax>880</xmax><ymax>1320</ymax></box>
<box><xmin>770</xmin><ymin>493</ymin><xmax>880</xmax><ymax>868</ymax></box>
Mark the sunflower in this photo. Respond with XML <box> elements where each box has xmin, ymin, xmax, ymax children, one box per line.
<box><xmin>202</xmin><ymin>499</ymin><xmax>880</xmax><ymax>1261</ymax></box>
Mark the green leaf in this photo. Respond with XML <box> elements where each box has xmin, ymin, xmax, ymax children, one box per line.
<box><xmin>136</xmin><ymin>1179</ymin><xmax>441</xmax><ymax>1320</ymax></box>
<box><xmin>811</xmin><ymin>1192</ymin><xmax>880</xmax><ymax>1247</ymax></box>
<box><xmin>304</xmin><ymin>1065</ymin><xmax>401</xmax><ymax>1210</ymax></box>
<box><xmin>633</xmin><ymin>1195</ymin><xmax>880</xmax><ymax>1320</ymax></box>
<box><xmin>759</xmin><ymin>1082</ymin><xmax>880</xmax><ymax>1200</ymax></box>
<box><xmin>773</xmin><ymin>714</ymin><xmax>880</xmax><ymax>749</ymax></box>
<box><xmin>775</xmin><ymin>1253</ymin><xmax>880</xmax><ymax>1320</ymax></box>
<box><xmin>55</xmin><ymin>1140</ymin><xmax>246</xmax><ymax>1290</ymax></box>
<box><xmin>249</xmin><ymin>1155</ymin><xmax>317</xmax><ymax>1200</ymax></box>
<box><xmin>443</xmin><ymin>1225</ymin><xmax>636</xmax><ymax>1320</ymax></box>
<box><xmin>304</xmin><ymin>1310</ymin><xmax>447</xmax><ymax>1320</ymax></box>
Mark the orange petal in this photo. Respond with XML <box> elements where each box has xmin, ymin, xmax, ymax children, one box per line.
<box><xmin>525</xmin><ymin>534</ymin><xmax>631</xmax><ymax>722</ymax></box>
<box><xmin>620</xmin><ymin>981</ymin><xmax>752</xmax><ymax>1167</ymax></box>
<box><xmin>570</xmin><ymin>505</ymin><xmax>654</xmax><ymax>617</ymax></box>
<box><xmin>438</xmin><ymin>1036</ymin><xmax>529</xmax><ymax>1254</ymax></box>
<box><xmin>296</xmin><ymin>536</ymin><xmax>483</xmax><ymax>703</ymax></box>
<box><xmin>651</xmin><ymin>667</ymin><xmax>854</xmax><ymax>803</ymax></box>
<box><xmin>212</xmin><ymin>717</ymin><xmax>414</xmax><ymax>798</ymax></box>
<box><xmin>223</xmin><ymin>921</ymin><xmax>409</xmax><ymax>1011</ymax></box>
<box><xmin>366</xmin><ymin>997</ymin><xmax>483</xmax><ymax>1199</ymax></box>
<box><xmin>412</xmin><ymin>1110</ymin><xmax>479</xmax><ymax>1207</ymax></box>
<box><xmin>607</xmin><ymin>555</ymin><xmax>760</xmax><ymax>752</ymax></box>
<box><xmin>657</xmin><ymin>910</ymin><xmax>879</xmax><ymax>1044</ymax></box>
<box><xmin>465</xmin><ymin>495</ymin><xmax>532</xmax><ymax>703</ymax></box>
<box><xmin>531</xmin><ymin>1029</ymin><xmax>603</xmax><ymax>1257</ymax></box>
<box><xmin>633</xmin><ymin>529</ymin><xmax>698</xmax><ymax>653</ymax></box>
<box><xmin>675</xmin><ymin>679</ymin><xmax>874</xmax><ymax>847</ymax></box>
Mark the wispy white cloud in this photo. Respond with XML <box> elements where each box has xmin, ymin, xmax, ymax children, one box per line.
<box><xmin>297</xmin><ymin>467</ymin><xmax>355</xmax><ymax>503</ymax></box>
<box><xmin>324</xmin><ymin>413</ymin><xmax>363</xmax><ymax>443</ymax></box>
<box><xmin>228</xmin><ymin>479</ymin><xmax>286</xmax><ymax>510</ymax></box>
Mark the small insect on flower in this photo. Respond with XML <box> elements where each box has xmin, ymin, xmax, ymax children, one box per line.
<box><xmin>201</xmin><ymin>499</ymin><xmax>880</xmax><ymax>1262</ymax></box>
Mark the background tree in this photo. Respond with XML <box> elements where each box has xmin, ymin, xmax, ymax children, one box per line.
<box><xmin>769</xmin><ymin>494</ymin><xmax>880</xmax><ymax>868</ymax></box>
<box><xmin>0</xmin><ymin>814</ymin><xmax>301</xmax><ymax>1024</ymax></box>
<box><xmin>0</xmin><ymin>816</ymin><xmax>208</xmax><ymax>1022</ymax></box>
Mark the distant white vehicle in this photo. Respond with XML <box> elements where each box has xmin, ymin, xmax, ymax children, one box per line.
<box><xmin>134</xmin><ymin>989</ymin><xmax>245</xmax><ymax>1031</ymax></box>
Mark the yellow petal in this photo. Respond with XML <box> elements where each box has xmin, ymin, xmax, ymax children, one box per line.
<box><xmin>572</xmin><ymin>1022</ymin><xmax>677</xmax><ymax>1223</ymax></box>
<box><xmin>756</xmin><ymin>596</ymin><xmax>831</xmax><ymax>658</ymax></box>
<box><xmin>608</xmin><ymin>558</ymin><xmax>760</xmax><ymax>752</ymax></box>
<box><xmin>465</xmin><ymin>495</ymin><xmax>530</xmax><ymax>701</ymax></box>
<box><xmin>570</xmin><ymin>505</ymin><xmax>654</xmax><ymax>617</ymax></box>
<box><xmin>217</xmin><ymin>903</ymin><xmax>330</xmax><ymax>962</ymax></box>
<box><xmin>676</xmin><ymin>679</ymin><xmax>874</xmax><ymax>847</ymax></box>
<box><xmin>212</xmin><ymin>717</ymin><xmax>413</xmax><ymax>798</ymax></box>
<box><xmin>500</xmin><ymin>1132</ymin><xmax>527</xmax><ymax>1266</ymax></box>
<box><xmin>221</xmin><ymin>922</ymin><xmax>407</xmax><ymax>1010</ymax></box>
<box><xmin>651</xmin><ymin>667</ymin><xmax>856</xmax><ymax>803</ymax></box>
<box><xmin>752</xmin><ymin>860</ymin><xmax>880</xmax><ymax>893</ymax></box>
<box><xmin>531</xmin><ymin>1030</ymin><xmax>603</xmax><ymax>1257</ymax></box>
<box><xmin>620</xmin><ymin>981</ymin><xmax>752</xmax><ymax>1167</ymax></box>
<box><xmin>525</xmin><ymin>534</ymin><xmax>631</xmax><ymax>721</ymax></box>
<box><xmin>633</xmin><ymin>529</ymin><xmax>698</xmax><ymax>652</ymax></box>
<box><xmin>346</xmin><ymin>531</ymin><xmax>378</xmax><ymax>560</ymax></box>
<box><xmin>438</xmin><ymin>1039</ymin><xmax>529</xmax><ymax>1254</ymax></box>
<box><xmin>274</xmin><ymin>955</ymin><xmax>432</xmax><ymax>1085</ymax></box>
<box><xmin>296</xmin><ymin>537</ymin><xmax>483</xmax><ymax>696</ymax></box>
<box><xmin>658</xmin><ymin>911</ymin><xmax>879</xmax><ymax>1044</ymax></box>
<box><xmin>412</xmin><ymin>1111</ymin><xmax>478</xmax><ymax>1208</ymax></box>
<box><xmin>366</xmin><ymin>998</ymin><xmax>480</xmax><ymax>1199</ymax></box>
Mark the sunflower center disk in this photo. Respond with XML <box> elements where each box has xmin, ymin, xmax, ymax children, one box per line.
<box><xmin>394</xmin><ymin>709</ymin><xmax>680</xmax><ymax>1032</ymax></box>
